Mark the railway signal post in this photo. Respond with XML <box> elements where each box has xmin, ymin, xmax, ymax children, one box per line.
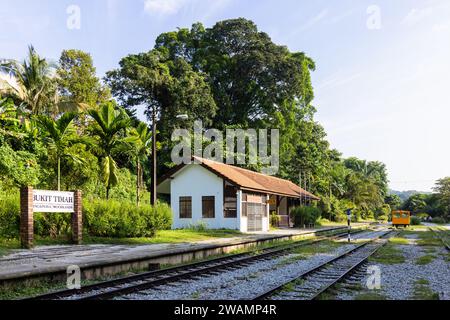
<box><xmin>346</xmin><ymin>209</ymin><xmax>352</xmax><ymax>242</ymax></box>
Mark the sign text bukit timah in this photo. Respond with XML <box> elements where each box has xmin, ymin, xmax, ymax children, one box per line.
<box><xmin>32</xmin><ymin>190</ymin><xmax>75</xmax><ymax>213</ymax></box>
<box><xmin>171</xmin><ymin>120</ymin><xmax>280</xmax><ymax>175</ymax></box>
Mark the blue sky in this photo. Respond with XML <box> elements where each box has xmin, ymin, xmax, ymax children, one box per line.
<box><xmin>1</xmin><ymin>0</ymin><xmax>449</xmax><ymax>191</ymax></box>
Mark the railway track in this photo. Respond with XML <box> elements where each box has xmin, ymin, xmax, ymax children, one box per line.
<box><xmin>27</xmin><ymin>228</ymin><xmax>368</xmax><ymax>300</ymax></box>
<box><xmin>429</xmin><ymin>227</ymin><xmax>450</xmax><ymax>251</ymax></box>
<box><xmin>252</xmin><ymin>229</ymin><xmax>394</xmax><ymax>300</ymax></box>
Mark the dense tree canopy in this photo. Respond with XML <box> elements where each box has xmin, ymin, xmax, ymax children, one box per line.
<box><xmin>57</xmin><ymin>49</ymin><xmax>110</xmax><ymax>107</ymax></box>
<box><xmin>1</xmin><ymin>19</ymin><xmax>445</xmax><ymax>223</ymax></box>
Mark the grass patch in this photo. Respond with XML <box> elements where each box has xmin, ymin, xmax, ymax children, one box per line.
<box><xmin>369</xmin><ymin>244</ymin><xmax>405</xmax><ymax>264</ymax></box>
<box><xmin>354</xmin><ymin>292</ymin><xmax>386</xmax><ymax>300</ymax></box>
<box><xmin>281</xmin><ymin>278</ymin><xmax>304</xmax><ymax>292</ymax></box>
<box><xmin>416</xmin><ymin>231</ymin><xmax>442</xmax><ymax>247</ymax></box>
<box><xmin>191</xmin><ymin>291</ymin><xmax>201</xmax><ymax>299</ymax></box>
<box><xmin>412</xmin><ymin>279</ymin><xmax>440</xmax><ymax>300</ymax></box>
<box><xmin>389</xmin><ymin>237</ymin><xmax>409</xmax><ymax>245</ymax></box>
<box><xmin>291</xmin><ymin>240</ymin><xmax>343</xmax><ymax>256</ymax></box>
<box><xmin>0</xmin><ymin>269</ymin><xmax>143</xmax><ymax>300</ymax></box>
<box><xmin>0</xmin><ymin>229</ymin><xmax>243</xmax><ymax>253</ymax></box>
<box><xmin>415</xmin><ymin>254</ymin><xmax>436</xmax><ymax>265</ymax></box>
<box><xmin>274</xmin><ymin>239</ymin><xmax>345</xmax><ymax>267</ymax></box>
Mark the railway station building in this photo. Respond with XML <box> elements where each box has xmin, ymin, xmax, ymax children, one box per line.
<box><xmin>157</xmin><ymin>157</ymin><xmax>320</xmax><ymax>232</ymax></box>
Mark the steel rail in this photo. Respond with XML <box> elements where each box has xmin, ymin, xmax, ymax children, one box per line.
<box><xmin>252</xmin><ymin>230</ymin><xmax>394</xmax><ymax>300</ymax></box>
<box><xmin>26</xmin><ymin>228</ymin><xmax>366</xmax><ymax>300</ymax></box>
<box><xmin>429</xmin><ymin>227</ymin><xmax>450</xmax><ymax>251</ymax></box>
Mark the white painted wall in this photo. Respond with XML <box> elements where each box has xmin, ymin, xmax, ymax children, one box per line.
<box><xmin>237</xmin><ymin>190</ymin><xmax>247</xmax><ymax>232</ymax></box>
<box><xmin>263</xmin><ymin>194</ymin><xmax>270</xmax><ymax>232</ymax></box>
<box><xmin>171</xmin><ymin>164</ymin><xmax>239</xmax><ymax>230</ymax></box>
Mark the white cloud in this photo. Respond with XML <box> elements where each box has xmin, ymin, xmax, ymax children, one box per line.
<box><xmin>432</xmin><ymin>21</ymin><xmax>450</xmax><ymax>32</ymax></box>
<box><xmin>401</xmin><ymin>7</ymin><xmax>433</xmax><ymax>26</ymax></box>
<box><xmin>302</xmin><ymin>9</ymin><xmax>328</xmax><ymax>30</ymax></box>
<box><xmin>144</xmin><ymin>0</ymin><xmax>187</xmax><ymax>15</ymax></box>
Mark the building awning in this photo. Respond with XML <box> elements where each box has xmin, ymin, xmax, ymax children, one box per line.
<box><xmin>158</xmin><ymin>156</ymin><xmax>320</xmax><ymax>201</ymax></box>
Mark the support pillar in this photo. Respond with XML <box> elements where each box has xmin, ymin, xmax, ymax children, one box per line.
<box><xmin>20</xmin><ymin>186</ymin><xmax>34</xmax><ymax>249</ymax></box>
<box><xmin>72</xmin><ymin>190</ymin><xmax>82</xmax><ymax>245</ymax></box>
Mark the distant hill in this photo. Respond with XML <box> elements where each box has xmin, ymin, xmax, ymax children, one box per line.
<box><xmin>389</xmin><ymin>189</ymin><xmax>431</xmax><ymax>202</ymax></box>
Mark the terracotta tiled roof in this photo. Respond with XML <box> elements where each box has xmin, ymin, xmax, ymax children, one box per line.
<box><xmin>169</xmin><ymin>156</ymin><xmax>319</xmax><ymax>200</ymax></box>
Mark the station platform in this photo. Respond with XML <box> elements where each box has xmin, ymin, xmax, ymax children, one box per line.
<box><xmin>0</xmin><ymin>224</ymin><xmax>370</xmax><ymax>285</ymax></box>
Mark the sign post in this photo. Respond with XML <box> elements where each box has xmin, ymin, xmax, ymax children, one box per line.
<box><xmin>20</xmin><ymin>187</ymin><xmax>82</xmax><ymax>249</ymax></box>
<box><xmin>346</xmin><ymin>209</ymin><xmax>352</xmax><ymax>243</ymax></box>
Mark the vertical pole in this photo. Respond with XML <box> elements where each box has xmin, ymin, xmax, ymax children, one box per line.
<box><xmin>347</xmin><ymin>210</ymin><xmax>351</xmax><ymax>243</ymax></box>
<box><xmin>20</xmin><ymin>186</ymin><xmax>34</xmax><ymax>249</ymax></box>
<box><xmin>151</xmin><ymin>107</ymin><xmax>157</xmax><ymax>206</ymax></box>
<box><xmin>299</xmin><ymin>171</ymin><xmax>302</xmax><ymax>206</ymax></box>
<box><xmin>72</xmin><ymin>190</ymin><xmax>82</xmax><ymax>245</ymax></box>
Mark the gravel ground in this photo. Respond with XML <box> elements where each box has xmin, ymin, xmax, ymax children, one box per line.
<box><xmin>336</xmin><ymin>232</ymin><xmax>450</xmax><ymax>300</ymax></box>
<box><xmin>117</xmin><ymin>229</ymin><xmax>388</xmax><ymax>300</ymax></box>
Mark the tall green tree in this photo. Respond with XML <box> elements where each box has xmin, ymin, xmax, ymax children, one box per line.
<box><xmin>385</xmin><ymin>194</ymin><xmax>402</xmax><ymax>210</ymax></box>
<box><xmin>433</xmin><ymin>177</ymin><xmax>450</xmax><ymax>219</ymax></box>
<box><xmin>1</xmin><ymin>46</ymin><xmax>90</xmax><ymax>116</ymax></box>
<box><xmin>122</xmin><ymin>122</ymin><xmax>153</xmax><ymax>205</ymax></box>
<box><xmin>57</xmin><ymin>49</ymin><xmax>110</xmax><ymax>107</ymax></box>
<box><xmin>0</xmin><ymin>45</ymin><xmax>57</xmax><ymax>115</ymax></box>
<box><xmin>154</xmin><ymin>19</ymin><xmax>316</xmax><ymax>128</ymax></box>
<box><xmin>36</xmin><ymin>112</ymin><xmax>81</xmax><ymax>190</ymax></box>
<box><xmin>402</xmin><ymin>193</ymin><xmax>428</xmax><ymax>213</ymax></box>
<box><xmin>88</xmin><ymin>102</ymin><xmax>131</xmax><ymax>199</ymax></box>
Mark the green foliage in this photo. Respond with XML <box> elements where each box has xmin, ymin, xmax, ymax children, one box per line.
<box><xmin>402</xmin><ymin>194</ymin><xmax>428</xmax><ymax>213</ymax></box>
<box><xmin>270</xmin><ymin>212</ymin><xmax>281</xmax><ymax>227</ymax></box>
<box><xmin>431</xmin><ymin>217</ymin><xmax>446</xmax><ymax>224</ymax></box>
<box><xmin>0</xmin><ymin>192</ymin><xmax>20</xmax><ymax>238</ymax></box>
<box><xmin>83</xmin><ymin>199</ymin><xmax>172</xmax><ymax>238</ymax></box>
<box><xmin>0</xmin><ymin>143</ymin><xmax>41</xmax><ymax>187</ymax></box>
<box><xmin>36</xmin><ymin>112</ymin><xmax>82</xmax><ymax>190</ymax></box>
<box><xmin>385</xmin><ymin>194</ymin><xmax>402</xmax><ymax>210</ymax></box>
<box><xmin>410</xmin><ymin>216</ymin><xmax>422</xmax><ymax>225</ymax></box>
<box><xmin>375</xmin><ymin>204</ymin><xmax>391</xmax><ymax>222</ymax></box>
<box><xmin>0</xmin><ymin>191</ymin><xmax>172</xmax><ymax>239</ymax></box>
<box><xmin>291</xmin><ymin>206</ymin><xmax>322</xmax><ymax>227</ymax></box>
<box><xmin>57</xmin><ymin>49</ymin><xmax>110</xmax><ymax>107</ymax></box>
<box><xmin>88</xmin><ymin>102</ymin><xmax>131</xmax><ymax>198</ymax></box>
<box><xmin>0</xmin><ymin>45</ymin><xmax>57</xmax><ymax>115</ymax></box>
<box><xmin>433</xmin><ymin>177</ymin><xmax>450</xmax><ymax>220</ymax></box>
<box><xmin>186</xmin><ymin>221</ymin><xmax>209</xmax><ymax>232</ymax></box>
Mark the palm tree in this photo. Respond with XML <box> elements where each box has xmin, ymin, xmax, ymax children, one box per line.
<box><xmin>37</xmin><ymin>112</ymin><xmax>82</xmax><ymax>190</ymax></box>
<box><xmin>0</xmin><ymin>45</ymin><xmax>89</xmax><ymax>116</ymax></box>
<box><xmin>88</xmin><ymin>102</ymin><xmax>131</xmax><ymax>199</ymax></box>
<box><xmin>123</xmin><ymin>122</ymin><xmax>153</xmax><ymax>205</ymax></box>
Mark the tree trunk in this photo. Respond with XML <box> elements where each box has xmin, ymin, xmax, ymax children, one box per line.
<box><xmin>136</xmin><ymin>160</ymin><xmax>140</xmax><ymax>206</ymax></box>
<box><xmin>106</xmin><ymin>184</ymin><xmax>110</xmax><ymax>200</ymax></box>
<box><xmin>58</xmin><ymin>157</ymin><xmax>61</xmax><ymax>191</ymax></box>
<box><xmin>151</xmin><ymin>107</ymin><xmax>157</xmax><ymax>206</ymax></box>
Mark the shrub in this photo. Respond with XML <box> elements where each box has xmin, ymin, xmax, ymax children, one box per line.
<box><xmin>291</xmin><ymin>206</ymin><xmax>322</xmax><ymax>228</ymax></box>
<box><xmin>416</xmin><ymin>213</ymin><xmax>429</xmax><ymax>220</ymax></box>
<box><xmin>0</xmin><ymin>192</ymin><xmax>20</xmax><ymax>238</ymax></box>
<box><xmin>0</xmin><ymin>190</ymin><xmax>173</xmax><ymax>239</ymax></box>
<box><xmin>270</xmin><ymin>212</ymin><xmax>281</xmax><ymax>227</ymax></box>
<box><xmin>431</xmin><ymin>217</ymin><xmax>446</xmax><ymax>224</ymax></box>
<box><xmin>377</xmin><ymin>215</ymin><xmax>389</xmax><ymax>222</ymax></box>
<box><xmin>83</xmin><ymin>199</ymin><xmax>172</xmax><ymax>238</ymax></box>
<box><xmin>187</xmin><ymin>221</ymin><xmax>208</xmax><ymax>232</ymax></box>
<box><xmin>410</xmin><ymin>216</ymin><xmax>421</xmax><ymax>225</ymax></box>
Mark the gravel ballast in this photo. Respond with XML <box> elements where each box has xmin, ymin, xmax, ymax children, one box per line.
<box><xmin>336</xmin><ymin>231</ymin><xmax>450</xmax><ymax>300</ymax></box>
<box><xmin>118</xmin><ymin>230</ymin><xmax>388</xmax><ymax>300</ymax></box>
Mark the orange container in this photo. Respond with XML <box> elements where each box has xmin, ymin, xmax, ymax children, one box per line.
<box><xmin>392</xmin><ymin>210</ymin><xmax>411</xmax><ymax>227</ymax></box>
